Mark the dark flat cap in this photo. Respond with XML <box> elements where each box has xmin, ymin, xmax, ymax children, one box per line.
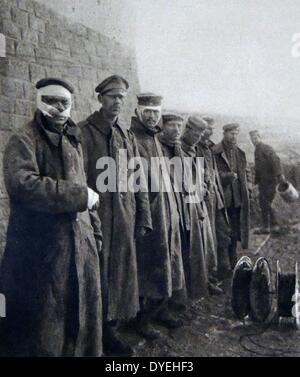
<box><xmin>186</xmin><ymin>114</ymin><xmax>207</xmax><ymax>131</ymax></box>
<box><xmin>249</xmin><ymin>129</ymin><xmax>260</xmax><ymax>137</ymax></box>
<box><xmin>223</xmin><ymin>123</ymin><xmax>240</xmax><ymax>132</ymax></box>
<box><xmin>162</xmin><ymin>112</ymin><xmax>184</xmax><ymax>123</ymax></box>
<box><xmin>36</xmin><ymin>77</ymin><xmax>74</xmax><ymax>93</ymax></box>
<box><xmin>202</xmin><ymin>115</ymin><xmax>215</xmax><ymax>125</ymax></box>
<box><xmin>95</xmin><ymin>75</ymin><xmax>129</xmax><ymax>95</ymax></box>
<box><xmin>137</xmin><ymin>93</ymin><xmax>163</xmax><ymax>106</ymax></box>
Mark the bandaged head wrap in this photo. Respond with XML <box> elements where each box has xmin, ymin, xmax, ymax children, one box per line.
<box><xmin>137</xmin><ymin>105</ymin><xmax>162</xmax><ymax>127</ymax></box>
<box><xmin>37</xmin><ymin>85</ymin><xmax>72</xmax><ymax>118</ymax></box>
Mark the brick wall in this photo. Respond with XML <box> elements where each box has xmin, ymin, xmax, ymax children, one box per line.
<box><xmin>0</xmin><ymin>0</ymin><xmax>140</xmax><ymax>259</ymax></box>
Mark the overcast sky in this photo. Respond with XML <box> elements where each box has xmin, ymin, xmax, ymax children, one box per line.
<box><xmin>131</xmin><ymin>0</ymin><xmax>300</xmax><ymax>124</ymax></box>
<box><xmin>36</xmin><ymin>0</ymin><xmax>300</xmax><ymax>126</ymax></box>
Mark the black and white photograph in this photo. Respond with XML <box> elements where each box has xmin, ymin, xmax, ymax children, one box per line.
<box><xmin>1</xmin><ymin>0</ymin><xmax>300</xmax><ymax>363</ymax></box>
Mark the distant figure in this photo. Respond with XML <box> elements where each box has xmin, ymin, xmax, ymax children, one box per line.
<box><xmin>249</xmin><ymin>130</ymin><xmax>285</xmax><ymax>234</ymax></box>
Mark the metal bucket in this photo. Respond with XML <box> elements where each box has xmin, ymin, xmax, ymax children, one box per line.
<box><xmin>276</xmin><ymin>181</ymin><xmax>299</xmax><ymax>203</ymax></box>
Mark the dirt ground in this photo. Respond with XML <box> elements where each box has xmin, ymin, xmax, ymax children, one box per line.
<box><xmin>1</xmin><ymin>195</ymin><xmax>300</xmax><ymax>357</ymax></box>
<box><xmin>121</xmin><ymin>197</ymin><xmax>300</xmax><ymax>357</ymax></box>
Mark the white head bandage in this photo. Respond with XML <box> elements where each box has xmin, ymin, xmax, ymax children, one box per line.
<box><xmin>37</xmin><ymin>85</ymin><xmax>72</xmax><ymax>118</ymax></box>
<box><xmin>137</xmin><ymin>105</ymin><xmax>162</xmax><ymax>126</ymax></box>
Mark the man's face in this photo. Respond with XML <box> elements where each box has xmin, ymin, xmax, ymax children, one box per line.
<box><xmin>99</xmin><ymin>93</ymin><xmax>125</xmax><ymax>118</ymax></box>
<box><xmin>42</xmin><ymin>95</ymin><xmax>71</xmax><ymax>126</ymax></box>
<box><xmin>203</xmin><ymin>125</ymin><xmax>214</xmax><ymax>140</ymax></box>
<box><xmin>224</xmin><ymin>130</ymin><xmax>239</xmax><ymax>145</ymax></box>
<box><xmin>182</xmin><ymin>124</ymin><xmax>204</xmax><ymax>146</ymax></box>
<box><xmin>140</xmin><ymin>108</ymin><xmax>161</xmax><ymax>128</ymax></box>
<box><xmin>250</xmin><ymin>133</ymin><xmax>261</xmax><ymax>146</ymax></box>
<box><xmin>163</xmin><ymin>121</ymin><xmax>183</xmax><ymax>143</ymax></box>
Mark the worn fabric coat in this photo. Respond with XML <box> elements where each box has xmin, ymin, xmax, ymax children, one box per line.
<box><xmin>131</xmin><ymin>116</ymin><xmax>185</xmax><ymax>299</ymax></box>
<box><xmin>254</xmin><ymin>142</ymin><xmax>282</xmax><ymax>228</ymax></box>
<box><xmin>180</xmin><ymin>142</ymin><xmax>209</xmax><ymax>297</ymax></box>
<box><xmin>0</xmin><ymin>110</ymin><xmax>102</xmax><ymax>357</ymax></box>
<box><xmin>213</xmin><ymin>141</ymin><xmax>250</xmax><ymax>249</ymax></box>
<box><xmin>79</xmin><ymin>110</ymin><xmax>152</xmax><ymax>321</ymax></box>
<box><xmin>197</xmin><ymin>140</ymin><xmax>231</xmax><ymax>275</ymax></box>
<box><xmin>254</xmin><ymin>142</ymin><xmax>282</xmax><ymax>191</ymax></box>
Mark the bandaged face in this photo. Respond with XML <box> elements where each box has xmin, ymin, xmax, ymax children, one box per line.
<box><xmin>37</xmin><ymin>85</ymin><xmax>72</xmax><ymax>126</ymax></box>
<box><xmin>163</xmin><ymin>121</ymin><xmax>183</xmax><ymax>143</ymax></box>
<box><xmin>138</xmin><ymin>106</ymin><xmax>161</xmax><ymax>128</ymax></box>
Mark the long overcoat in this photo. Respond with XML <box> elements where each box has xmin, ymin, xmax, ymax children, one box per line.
<box><xmin>79</xmin><ymin>110</ymin><xmax>152</xmax><ymax>321</ymax></box>
<box><xmin>180</xmin><ymin>143</ymin><xmax>209</xmax><ymax>297</ymax></box>
<box><xmin>213</xmin><ymin>142</ymin><xmax>250</xmax><ymax>249</ymax></box>
<box><xmin>131</xmin><ymin>117</ymin><xmax>185</xmax><ymax>299</ymax></box>
<box><xmin>254</xmin><ymin>142</ymin><xmax>282</xmax><ymax>197</ymax></box>
<box><xmin>197</xmin><ymin>140</ymin><xmax>231</xmax><ymax>274</ymax></box>
<box><xmin>0</xmin><ymin>110</ymin><xmax>102</xmax><ymax>357</ymax></box>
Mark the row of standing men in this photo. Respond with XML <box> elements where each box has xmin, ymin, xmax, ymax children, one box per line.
<box><xmin>0</xmin><ymin>75</ymin><xmax>251</xmax><ymax>357</ymax></box>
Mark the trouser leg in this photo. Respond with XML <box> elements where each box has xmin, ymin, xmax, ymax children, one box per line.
<box><xmin>135</xmin><ymin>297</ymin><xmax>164</xmax><ymax>340</ymax></box>
<box><xmin>228</xmin><ymin>239</ymin><xmax>238</xmax><ymax>270</ymax></box>
<box><xmin>259</xmin><ymin>192</ymin><xmax>271</xmax><ymax>229</ymax></box>
<box><xmin>227</xmin><ymin>207</ymin><xmax>241</xmax><ymax>270</ymax></box>
<box><xmin>205</xmin><ymin>195</ymin><xmax>218</xmax><ymax>280</ymax></box>
<box><xmin>259</xmin><ymin>186</ymin><xmax>277</xmax><ymax>228</ymax></box>
<box><xmin>180</xmin><ymin>228</ymin><xmax>191</xmax><ymax>295</ymax></box>
<box><xmin>215</xmin><ymin>209</ymin><xmax>232</xmax><ymax>278</ymax></box>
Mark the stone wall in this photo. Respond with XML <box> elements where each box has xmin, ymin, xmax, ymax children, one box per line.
<box><xmin>0</xmin><ymin>0</ymin><xmax>140</xmax><ymax>258</ymax></box>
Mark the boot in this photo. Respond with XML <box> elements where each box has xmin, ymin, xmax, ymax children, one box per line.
<box><xmin>254</xmin><ymin>227</ymin><xmax>270</xmax><ymax>235</ymax></box>
<box><xmin>271</xmin><ymin>225</ymin><xmax>283</xmax><ymax>235</ymax></box>
<box><xmin>169</xmin><ymin>290</ymin><xmax>187</xmax><ymax>312</ymax></box>
<box><xmin>103</xmin><ymin>322</ymin><xmax>133</xmax><ymax>356</ymax></box>
<box><xmin>208</xmin><ymin>282</ymin><xmax>224</xmax><ymax>295</ymax></box>
<box><xmin>168</xmin><ymin>299</ymin><xmax>187</xmax><ymax>312</ymax></box>
<box><xmin>155</xmin><ymin>307</ymin><xmax>184</xmax><ymax>329</ymax></box>
<box><xmin>135</xmin><ymin>312</ymin><xmax>161</xmax><ymax>341</ymax></box>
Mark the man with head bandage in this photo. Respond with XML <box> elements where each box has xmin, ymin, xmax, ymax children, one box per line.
<box><xmin>135</xmin><ymin>92</ymin><xmax>163</xmax><ymax>131</ymax></box>
<box><xmin>36</xmin><ymin>79</ymin><xmax>72</xmax><ymax>119</ymax></box>
<box><xmin>131</xmin><ymin>94</ymin><xmax>185</xmax><ymax>340</ymax></box>
<box><xmin>79</xmin><ymin>75</ymin><xmax>152</xmax><ymax>357</ymax></box>
<box><xmin>1</xmin><ymin>77</ymin><xmax>103</xmax><ymax>356</ymax></box>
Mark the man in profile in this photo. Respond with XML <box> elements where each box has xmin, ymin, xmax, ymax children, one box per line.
<box><xmin>249</xmin><ymin>130</ymin><xmax>285</xmax><ymax>234</ymax></box>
